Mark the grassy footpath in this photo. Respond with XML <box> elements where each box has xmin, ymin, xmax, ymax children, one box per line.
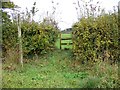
<box><xmin>2</xmin><ymin>50</ymin><xmax>119</xmax><ymax>88</ymax></box>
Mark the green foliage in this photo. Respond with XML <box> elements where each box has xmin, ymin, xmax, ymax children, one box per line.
<box><xmin>2</xmin><ymin>1</ymin><xmax>59</xmax><ymax>57</ymax></box>
<box><xmin>21</xmin><ymin>21</ymin><xmax>58</xmax><ymax>56</ymax></box>
<box><xmin>2</xmin><ymin>22</ymin><xmax>18</xmax><ymax>49</ymax></box>
<box><xmin>2</xmin><ymin>2</ymin><xmax>59</xmax><ymax>64</ymax></box>
<box><xmin>3</xmin><ymin>20</ymin><xmax>58</xmax><ymax>57</ymax></box>
<box><xmin>63</xmin><ymin>72</ymin><xmax>88</xmax><ymax>79</ymax></box>
<box><xmin>2</xmin><ymin>1</ymin><xmax>15</xmax><ymax>9</ymax></box>
<box><xmin>2</xmin><ymin>1</ymin><xmax>18</xmax><ymax>56</ymax></box>
<box><xmin>72</xmin><ymin>13</ymin><xmax>118</xmax><ymax>63</ymax></box>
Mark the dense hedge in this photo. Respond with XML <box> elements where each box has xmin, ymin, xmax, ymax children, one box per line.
<box><xmin>21</xmin><ymin>21</ymin><xmax>58</xmax><ymax>56</ymax></box>
<box><xmin>2</xmin><ymin>21</ymin><xmax>18</xmax><ymax>52</ymax></box>
<box><xmin>72</xmin><ymin>13</ymin><xmax>118</xmax><ymax>64</ymax></box>
<box><xmin>3</xmin><ymin>20</ymin><xmax>59</xmax><ymax>57</ymax></box>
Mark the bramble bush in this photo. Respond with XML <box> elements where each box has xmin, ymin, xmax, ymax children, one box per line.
<box><xmin>72</xmin><ymin>13</ymin><xmax>118</xmax><ymax>64</ymax></box>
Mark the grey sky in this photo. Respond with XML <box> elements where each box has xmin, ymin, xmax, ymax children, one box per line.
<box><xmin>10</xmin><ymin>0</ymin><xmax>119</xmax><ymax>30</ymax></box>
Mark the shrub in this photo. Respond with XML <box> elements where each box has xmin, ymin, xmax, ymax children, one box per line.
<box><xmin>72</xmin><ymin>13</ymin><xmax>118</xmax><ymax>64</ymax></box>
<box><xmin>2</xmin><ymin>22</ymin><xmax>18</xmax><ymax>55</ymax></box>
<box><xmin>3</xmin><ymin>20</ymin><xmax>59</xmax><ymax>60</ymax></box>
<box><xmin>21</xmin><ymin>21</ymin><xmax>59</xmax><ymax>56</ymax></box>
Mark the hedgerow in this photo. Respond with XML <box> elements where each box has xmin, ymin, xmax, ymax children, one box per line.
<box><xmin>2</xmin><ymin>21</ymin><xmax>18</xmax><ymax>53</ymax></box>
<box><xmin>21</xmin><ymin>21</ymin><xmax>59</xmax><ymax>56</ymax></box>
<box><xmin>72</xmin><ymin>13</ymin><xmax>119</xmax><ymax>64</ymax></box>
<box><xmin>3</xmin><ymin>20</ymin><xmax>59</xmax><ymax>58</ymax></box>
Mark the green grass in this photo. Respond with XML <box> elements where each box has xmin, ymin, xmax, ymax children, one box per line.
<box><xmin>55</xmin><ymin>38</ymin><xmax>60</xmax><ymax>49</ymax></box>
<box><xmin>61</xmin><ymin>45</ymin><xmax>72</xmax><ymax>49</ymax></box>
<box><xmin>61</xmin><ymin>40</ymin><xmax>72</xmax><ymax>43</ymax></box>
<box><xmin>61</xmin><ymin>34</ymin><xmax>72</xmax><ymax>39</ymax></box>
<box><xmin>2</xmin><ymin>50</ymin><xmax>119</xmax><ymax>88</ymax></box>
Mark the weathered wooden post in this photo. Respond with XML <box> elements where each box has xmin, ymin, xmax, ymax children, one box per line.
<box><xmin>18</xmin><ymin>14</ymin><xmax>23</xmax><ymax>67</ymax></box>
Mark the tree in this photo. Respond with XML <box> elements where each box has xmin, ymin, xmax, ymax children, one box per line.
<box><xmin>73</xmin><ymin>0</ymin><xmax>104</xmax><ymax>20</ymax></box>
<box><xmin>30</xmin><ymin>2</ymin><xmax>39</xmax><ymax>21</ymax></box>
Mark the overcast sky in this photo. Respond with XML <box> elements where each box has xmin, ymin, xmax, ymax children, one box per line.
<box><xmin>10</xmin><ymin>0</ymin><xmax>119</xmax><ymax>30</ymax></box>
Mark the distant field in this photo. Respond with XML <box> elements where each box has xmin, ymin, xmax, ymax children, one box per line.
<box><xmin>61</xmin><ymin>45</ymin><xmax>72</xmax><ymax>49</ymax></box>
<box><xmin>55</xmin><ymin>34</ymin><xmax>72</xmax><ymax>49</ymax></box>
<box><xmin>61</xmin><ymin>40</ymin><xmax>72</xmax><ymax>44</ymax></box>
<box><xmin>61</xmin><ymin>34</ymin><xmax>72</xmax><ymax>39</ymax></box>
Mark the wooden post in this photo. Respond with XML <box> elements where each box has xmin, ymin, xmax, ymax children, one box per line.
<box><xmin>18</xmin><ymin>14</ymin><xmax>23</xmax><ymax>67</ymax></box>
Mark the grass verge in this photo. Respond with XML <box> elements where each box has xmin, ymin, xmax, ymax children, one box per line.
<box><xmin>2</xmin><ymin>50</ymin><xmax>119</xmax><ymax>88</ymax></box>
